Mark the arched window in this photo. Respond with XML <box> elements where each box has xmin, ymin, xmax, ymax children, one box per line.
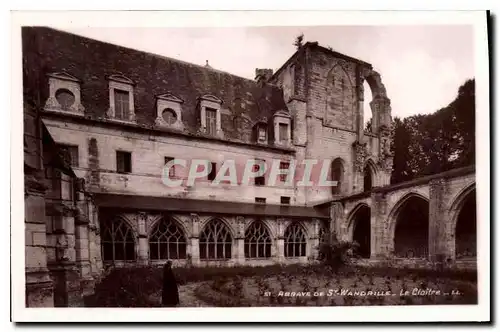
<box><xmin>363</xmin><ymin>164</ymin><xmax>373</xmax><ymax>191</ymax></box>
<box><xmin>331</xmin><ymin>158</ymin><xmax>345</xmax><ymax>195</ymax></box>
<box><xmin>101</xmin><ymin>218</ymin><xmax>136</xmax><ymax>262</ymax></box>
<box><xmin>200</xmin><ymin>219</ymin><xmax>232</xmax><ymax>260</ymax></box>
<box><xmin>284</xmin><ymin>223</ymin><xmax>307</xmax><ymax>257</ymax></box>
<box><xmin>149</xmin><ymin>217</ymin><xmax>187</xmax><ymax>260</ymax></box>
<box><xmin>245</xmin><ymin>221</ymin><xmax>272</xmax><ymax>258</ymax></box>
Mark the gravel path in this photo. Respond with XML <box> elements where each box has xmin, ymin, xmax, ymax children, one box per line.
<box><xmin>149</xmin><ymin>282</ymin><xmax>213</xmax><ymax>307</ymax></box>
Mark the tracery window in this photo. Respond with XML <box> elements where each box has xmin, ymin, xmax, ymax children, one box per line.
<box><xmin>101</xmin><ymin>218</ymin><xmax>136</xmax><ymax>262</ymax></box>
<box><xmin>149</xmin><ymin>217</ymin><xmax>187</xmax><ymax>260</ymax></box>
<box><xmin>284</xmin><ymin>223</ymin><xmax>307</xmax><ymax>257</ymax></box>
<box><xmin>244</xmin><ymin>221</ymin><xmax>272</xmax><ymax>258</ymax></box>
<box><xmin>200</xmin><ymin>219</ymin><xmax>232</xmax><ymax>260</ymax></box>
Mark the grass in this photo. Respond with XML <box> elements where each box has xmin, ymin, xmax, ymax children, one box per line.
<box><xmin>84</xmin><ymin>263</ymin><xmax>477</xmax><ymax>307</ymax></box>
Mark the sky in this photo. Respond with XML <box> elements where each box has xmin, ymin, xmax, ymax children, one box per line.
<box><xmin>64</xmin><ymin>26</ymin><xmax>474</xmax><ymax>122</ymax></box>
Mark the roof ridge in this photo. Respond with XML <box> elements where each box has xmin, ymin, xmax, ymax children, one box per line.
<box><xmin>47</xmin><ymin>27</ymin><xmax>262</xmax><ymax>85</ymax></box>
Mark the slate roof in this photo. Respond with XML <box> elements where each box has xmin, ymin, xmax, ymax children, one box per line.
<box><xmin>94</xmin><ymin>193</ymin><xmax>329</xmax><ymax>219</ymax></box>
<box><xmin>22</xmin><ymin>27</ymin><xmax>289</xmax><ymax>144</ymax></box>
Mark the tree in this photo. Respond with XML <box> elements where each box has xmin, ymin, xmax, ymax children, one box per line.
<box><xmin>293</xmin><ymin>33</ymin><xmax>304</xmax><ymax>49</ymax></box>
<box><xmin>389</xmin><ymin>79</ymin><xmax>475</xmax><ymax>184</ymax></box>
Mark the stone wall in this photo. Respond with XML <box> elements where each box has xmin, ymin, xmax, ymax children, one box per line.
<box><xmin>42</xmin><ymin>118</ymin><xmax>301</xmax><ymax>205</ymax></box>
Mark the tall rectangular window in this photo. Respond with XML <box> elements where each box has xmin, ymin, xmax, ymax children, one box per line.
<box><xmin>114</xmin><ymin>89</ymin><xmax>130</xmax><ymax>120</ymax></box>
<box><xmin>279</xmin><ymin>161</ymin><xmax>290</xmax><ymax>182</ymax></box>
<box><xmin>254</xmin><ymin>159</ymin><xmax>265</xmax><ymax>186</ymax></box>
<box><xmin>279</xmin><ymin>123</ymin><xmax>288</xmax><ymax>142</ymax></box>
<box><xmin>205</xmin><ymin>107</ymin><xmax>217</xmax><ymax>135</ymax></box>
<box><xmin>57</xmin><ymin>144</ymin><xmax>79</xmax><ymax>167</ymax></box>
<box><xmin>164</xmin><ymin>157</ymin><xmax>175</xmax><ymax>178</ymax></box>
<box><xmin>258</xmin><ymin>127</ymin><xmax>267</xmax><ymax>142</ymax></box>
<box><xmin>116</xmin><ymin>151</ymin><xmax>132</xmax><ymax>174</ymax></box>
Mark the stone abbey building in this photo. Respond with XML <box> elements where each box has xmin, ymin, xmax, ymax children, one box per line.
<box><xmin>22</xmin><ymin>27</ymin><xmax>476</xmax><ymax>307</ymax></box>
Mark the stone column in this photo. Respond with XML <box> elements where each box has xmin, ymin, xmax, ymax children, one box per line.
<box><xmin>428</xmin><ymin>178</ymin><xmax>448</xmax><ymax>262</ymax></box>
<box><xmin>136</xmin><ymin>212</ymin><xmax>149</xmax><ymax>265</ymax></box>
<box><xmin>275</xmin><ymin>218</ymin><xmax>285</xmax><ymax>264</ymax></box>
<box><xmin>356</xmin><ymin>68</ymin><xmax>365</xmax><ymax>143</ymax></box>
<box><xmin>352</xmin><ymin>141</ymin><xmax>367</xmax><ymax>194</ymax></box>
<box><xmin>87</xmin><ymin>200</ymin><xmax>103</xmax><ymax>277</ymax></box>
<box><xmin>24</xmin><ymin>171</ymin><xmax>54</xmax><ymax>307</ymax></box>
<box><xmin>235</xmin><ymin>216</ymin><xmax>246</xmax><ymax>265</ymax></box>
<box><xmin>45</xmin><ymin>173</ymin><xmax>82</xmax><ymax>307</ymax></box>
<box><xmin>47</xmin><ymin>208</ymin><xmax>82</xmax><ymax>307</ymax></box>
<box><xmin>310</xmin><ymin>219</ymin><xmax>320</xmax><ymax>260</ymax></box>
<box><xmin>189</xmin><ymin>214</ymin><xmax>201</xmax><ymax>266</ymax></box>
<box><xmin>370</xmin><ymin>191</ymin><xmax>389</xmax><ymax>259</ymax></box>
<box><xmin>74</xmin><ymin>196</ymin><xmax>94</xmax><ymax>296</ymax></box>
<box><xmin>329</xmin><ymin>202</ymin><xmax>344</xmax><ymax>242</ymax></box>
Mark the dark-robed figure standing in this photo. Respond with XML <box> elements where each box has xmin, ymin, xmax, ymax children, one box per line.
<box><xmin>162</xmin><ymin>260</ymin><xmax>179</xmax><ymax>307</ymax></box>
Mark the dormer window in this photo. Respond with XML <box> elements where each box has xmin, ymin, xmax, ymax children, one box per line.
<box><xmin>254</xmin><ymin>117</ymin><xmax>268</xmax><ymax>144</ymax></box>
<box><xmin>199</xmin><ymin>94</ymin><xmax>223</xmax><ymax>138</ymax></box>
<box><xmin>155</xmin><ymin>93</ymin><xmax>184</xmax><ymax>130</ymax></box>
<box><xmin>106</xmin><ymin>74</ymin><xmax>135</xmax><ymax>123</ymax></box>
<box><xmin>273</xmin><ymin>111</ymin><xmax>292</xmax><ymax>146</ymax></box>
<box><xmin>258</xmin><ymin>127</ymin><xmax>267</xmax><ymax>142</ymax></box>
<box><xmin>44</xmin><ymin>72</ymin><xmax>85</xmax><ymax>115</ymax></box>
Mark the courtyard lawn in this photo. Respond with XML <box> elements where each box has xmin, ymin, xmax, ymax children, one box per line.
<box><xmin>84</xmin><ymin>264</ymin><xmax>477</xmax><ymax>307</ymax></box>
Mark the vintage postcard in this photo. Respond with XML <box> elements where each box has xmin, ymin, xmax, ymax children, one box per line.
<box><xmin>11</xmin><ymin>10</ymin><xmax>490</xmax><ymax>323</ymax></box>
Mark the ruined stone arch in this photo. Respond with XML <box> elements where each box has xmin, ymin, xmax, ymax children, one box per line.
<box><xmin>346</xmin><ymin>203</ymin><xmax>371</xmax><ymax>258</ymax></box>
<box><xmin>362</xmin><ymin>69</ymin><xmax>391</xmax><ymax>133</ymax></box>
<box><xmin>448</xmin><ymin>182</ymin><xmax>476</xmax><ymax>259</ymax></box>
<box><xmin>387</xmin><ymin>192</ymin><xmax>430</xmax><ymax>258</ymax></box>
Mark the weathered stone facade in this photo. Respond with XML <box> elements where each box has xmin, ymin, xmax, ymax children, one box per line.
<box><xmin>22</xmin><ymin>28</ymin><xmax>476</xmax><ymax>307</ymax></box>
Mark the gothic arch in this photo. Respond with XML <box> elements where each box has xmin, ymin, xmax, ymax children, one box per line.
<box><xmin>200</xmin><ymin>216</ymin><xmax>237</xmax><ymax>240</ymax></box>
<box><xmin>387</xmin><ymin>192</ymin><xmax>429</xmax><ymax>253</ymax></box>
<box><xmin>148</xmin><ymin>215</ymin><xmax>188</xmax><ymax>260</ymax></box>
<box><xmin>347</xmin><ymin>203</ymin><xmax>371</xmax><ymax>258</ymax></box>
<box><xmin>347</xmin><ymin>203</ymin><xmax>371</xmax><ymax>239</ymax></box>
<box><xmin>100</xmin><ymin>215</ymin><xmax>138</xmax><ymax>262</ymax></box>
<box><xmin>199</xmin><ymin>217</ymin><xmax>234</xmax><ymax>260</ymax></box>
<box><xmin>325</xmin><ymin>64</ymin><xmax>356</xmax><ymax>129</ymax></box>
<box><xmin>284</xmin><ymin>222</ymin><xmax>308</xmax><ymax>257</ymax></box>
<box><xmin>147</xmin><ymin>215</ymin><xmax>190</xmax><ymax>239</ymax></box>
<box><xmin>362</xmin><ymin>70</ymin><xmax>391</xmax><ymax>133</ymax></box>
<box><xmin>449</xmin><ymin>182</ymin><xmax>476</xmax><ymax>229</ymax></box>
<box><xmin>448</xmin><ymin>182</ymin><xmax>476</xmax><ymax>259</ymax></box>
<box><xmin>100</xmin><ymin>213</ymin><xmax>139</xmax><ymax>239</ymax></box>
<box><xmin>363</xmin><ymin>159</ymin><xmax>378</xmax><ymax>191</ymax></box>
<box><xmin>331</xmin><ymin>157</ymin><xmax>347</xmax><ymax>195</ymax></box>
<box><xmin>244</xmin><ymin>220</ymin><xmax>273</xmax><ymax>259</ymax></box>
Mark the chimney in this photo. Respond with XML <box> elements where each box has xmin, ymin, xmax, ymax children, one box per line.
<box><xmin>255</xmin><ymin>68</ymin><xmax>274</xmax><ymax>84</ymax></box>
